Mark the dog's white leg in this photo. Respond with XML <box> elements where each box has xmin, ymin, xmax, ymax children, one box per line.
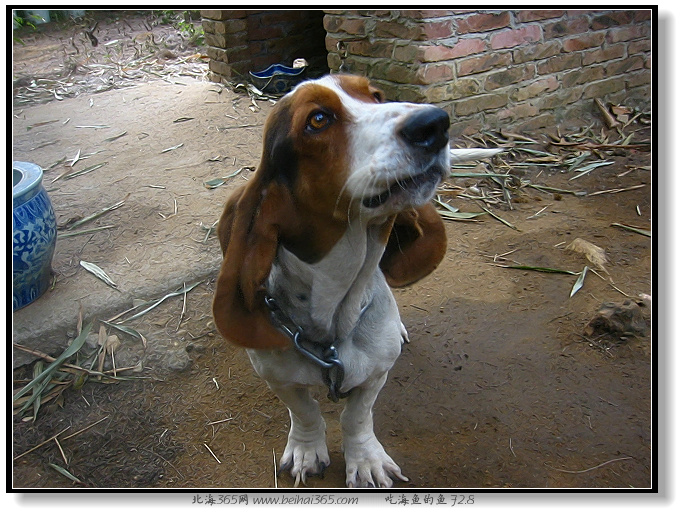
<box><xmin>269</xmin><ymin>384</ymin><xmax>330</xmax><ymax>486</ymax></box>
<box><xmin>341</xmin><ymin>372</ymin><xmax>409</xmax><ymax>488</ymax></box>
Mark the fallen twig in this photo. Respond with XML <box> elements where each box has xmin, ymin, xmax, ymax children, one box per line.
<box><xmin>546</xmin><ymin>456</ymin><xmax>633</xmax><ymax>474</ymax></box>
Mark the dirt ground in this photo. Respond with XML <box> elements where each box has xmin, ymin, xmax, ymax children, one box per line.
<box><xmin>11</xmin><ymin>11</ymin><xmax>652</xmax><ymax>490</ymax></box>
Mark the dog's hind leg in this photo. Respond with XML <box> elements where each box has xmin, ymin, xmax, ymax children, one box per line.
<box><xmin>270</xmin><ymin>384</ymin><xmax>330</xmax><ymax>486</ymax></box>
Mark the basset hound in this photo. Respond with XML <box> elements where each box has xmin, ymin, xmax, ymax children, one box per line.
<box><xmin>213</xmin><ymin>74</ymin><xmax>452</xmax><ymax>488</ymax></box>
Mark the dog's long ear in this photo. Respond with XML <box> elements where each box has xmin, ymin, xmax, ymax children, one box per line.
<box><xmin>212</xmin><ymin>179</ymin><xmax>293</xmax><ymax>349</ymax></box>
<box><xmin>380</xmin><ymin>203</ymin><xmax>447</xmax><ymax>287</ymax></box>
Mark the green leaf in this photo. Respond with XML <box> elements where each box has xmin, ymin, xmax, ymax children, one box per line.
<box><xmin>497</xmin><ymin>265</ymin><xmax>578</xmax><ymax>275</ymax></box>
<box><xmin>13</xmin><ymin>322</ymin><xmax>93</xmax><ymax>408</ymax></box>
<box><xmin>48</xmin><ymin>463</ymin><xmax>83</xmax><ymax>484</ymax></box>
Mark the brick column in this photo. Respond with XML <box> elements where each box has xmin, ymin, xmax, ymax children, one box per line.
<box><xmin>201</xmin><ymin>10</ymin><xmax>250</xmax><ymax>81</ymax></box>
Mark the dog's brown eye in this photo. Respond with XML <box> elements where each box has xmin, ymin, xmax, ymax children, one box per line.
<box><xmin>372</xmin><ymin>91</ymin><xmax>383</xmax><ymax>103</ymax></box>
<box><xmin>306</xmin><ymin>111</ymin><xmax>332</xmax><ymax>133</ymax></box>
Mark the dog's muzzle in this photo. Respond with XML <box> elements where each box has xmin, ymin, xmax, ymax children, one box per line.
<box><xmin>362</xmin><ymin>107</ymin><xmax>450</xmax><ymax>209</ymax></box>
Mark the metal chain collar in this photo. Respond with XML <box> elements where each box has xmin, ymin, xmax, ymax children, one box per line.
<box><xmin>265</xmin><ymin>295</ymin><xmax>352</xmax><ymax>402</ymax></box>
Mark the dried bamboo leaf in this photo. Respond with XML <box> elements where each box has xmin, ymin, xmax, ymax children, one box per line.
<box><xmin>26</xmin><ymin>119</ymin><xmax>60</xmax><ymax>130</ymax></box>
<box><xmin>480</xmin><ymin>205</ymin><xmax>519</xmax><ymax>231</ymax></box>
<box><xmin>434</xmin><ymin>198</ymin><xmax>458</xmax><ymax>213</ymax></box>
<box><xmin>63</xmin><ymin>162</ymin><xmax>108</xmax><ymax>180</ymax></box>
<box><xmin>595</xmin><ymin>98</ymin><xmax>619</xmax><ymax>129</ymax></box>
<box><xmin>79</xmin><ymin>261</ymin><xmax>118</xmax><ymax>288</ymax></box>
<box><xmin>68</xmin><ymin>194</ymin><xmax>128</xmax><ymax>230</ymax></box>
<box><xmin>569</xmin><ymin>161</ymin><xmax>614</xmax><ymax>181</ymax></box>
<box><xmin>611</xmin><ymin>223</ymin><xmax>651</xmax><ymax>237</ymax></box>
<box><xmin>567</xmin><ymin>238</ymin><xmax>608</xmax><ymax>272</ymax></box>
<box><xmin>119</xmin><ymin>281</ymin><xmax>201</xmax><ymax>323</ymax></box>
<box><xmin>161</xmin><ymin>142</ymin><xmax>184</xmax><ymax>153</ymax></box>
<box><xmin>528</xmin><ymin>184</ymin><xmax>587</xmax><ymax>197</ymax></box>
<box><xmin>203</xmin><ymin>166</ymin><xmax>252</xmax><ymax>189</ymax></box>
<box><xmin>103</xmin><ymin>131</ymin><xmax>128</xmax><ymax>142</ymax></box>
<box><xmin>58</xmin><ymin>225</ymin><xmax>116</xmax><ymax>238</ymax></box>
<box><xmin>437</xmin><ymin>210</ymin><xmax>486</xmax><ymax>221</ymax></box>
<box><xmin>101</xmin><ymin>321</ymin><xmax>147</xmax><ymax>349</ymax></box>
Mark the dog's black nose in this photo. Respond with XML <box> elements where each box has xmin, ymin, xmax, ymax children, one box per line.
<box><xmin>400</xmin><ymin>107</ymin><xmax>450</xmax><ymax>154</ymax></box>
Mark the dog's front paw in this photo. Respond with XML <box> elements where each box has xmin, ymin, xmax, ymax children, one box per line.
<box><xmin>279</xmin><ymin>429</ymin><xmax>330</xmax><ymax>487</ymax></box>
<box><xmin>344</xmin><ymin>437</ymin><xmax>408</xmax><ymax>488</ymax></box>
<box><xmin>400</xmin><ymin>322</ymin><xmax>410</xmax><ymax>344</ymax></box>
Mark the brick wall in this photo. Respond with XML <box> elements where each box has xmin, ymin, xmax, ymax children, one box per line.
<box><xmin>201</xmin><ymin>10</ymin><xmax>327</xmax><ymax>81</ymax></box>
<box><xmin>324</xmin><ymin>9</ymin><xmax>651</xmax><ymax>134</ymax></box>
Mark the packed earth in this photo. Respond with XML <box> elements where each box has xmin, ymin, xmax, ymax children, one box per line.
<box><xmin>12</xmin><ymin>11</ymin><xmax>652</xmax><ymax>489</ymax></box>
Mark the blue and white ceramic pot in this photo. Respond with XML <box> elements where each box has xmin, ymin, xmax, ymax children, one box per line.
<box><xmin>13</xmin><ymin>161</ymin><xmax>57</xmax><ymax>310</ymax></box>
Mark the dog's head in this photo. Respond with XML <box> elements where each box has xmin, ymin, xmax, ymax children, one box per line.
<box><xmin>213</xmin><ymin>75</ymin><xmax>449</xmax><ymax>349</ymax></box>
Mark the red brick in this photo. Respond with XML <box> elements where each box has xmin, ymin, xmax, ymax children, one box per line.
<box><xmin>327</xmin><ymin>52</ymin><xmax>342</xmax><ymax>71</ymax></box>
<box><xmin>496</xmin><ymin>102</ymin><xmax>540</xmax><ymax>121</ymax></box>
<box><xmin>375</xmin><ymin>20</ymin><xmax>423</xmax><ymax>40</ymax></box>
<box><xmin>605</xmin><ymin>56</ymin><xmax>644</xmax><ymax>75</ymax></box>
<box><xmin>634</xmin><ymin>10</ymin><xmax>652</xmax><ymax>22</ymax></box>
<box><xmin>456</xmin><ymin>12</ymin><xmax>511</xmax><ymax>33</ymax></box>
<box><xmin>607</xmin><ymin>24</ymin><xmax>651</xmax><ymax>43</ymax></box>
<box><xmin>421</xmin><ymin>38</ymin><xmax>487</xmax><ymax>62</ymax></box>
<box><xmin>347</xmin><ymin>40</ymin><xmax>394</xmax><ymax>58</ymax></box>
<box><xmin>458</xmin><ymin>52</ymin><xmax>512</xmax><ymax>76</ymax></box>
<box><xmin>420</xmin><ymin>20</ymin><xmax>455</xmax><ymax>40</ymax></box>
<box><xmin>205</xmin><ymin>19</ymin><xmax>247</xmax><ymax>35</ymax></box>
<box><xmin>201</xmin><ymin>10</ymin><xmax>239</xmax><ymax>21</ymax></box>
<box><xmin>416</xmin><ymin>63</ymin><xmax>455</xmax><ymax>84</ymax></box>
<box><xmin>544</xmin><ymin>17</ymin><xmax>590</xmax><ymax>38</ymax></box>
<box><xmin>582</xmin><ymin>77</ymin><xmax>626</xmax><ymax>99</ymax></box>
<box><xmin>513</xmin><ymin>40</ymin><xmax>562</xmax><ymax>63</ymax></box>
<box><xmin>379</xmin><ymin>82</ymin><xmax>425</xmax><ymax>102</ymax></box>
<box><xmin>561</xmin><ymin>67</ymin><xmax>605</xmax><ymax>88</ymax></box>
<box><xmin>338</xmin><ymin>17</ymin><xmax>369</xmax><ymax>36</ymax></box>
<box><xmin>583</xmin><ymin>44</ymin><xmax>625</xmax><ymax>65</ymax></box>
<box><xmin>537</xmin><ymin>53</ymin><xmax>581</xmax><ymax>74</ymax></box>
<box><xmin>516</xmin><ymin>10</ymin><xmax>564</xmax><ymax>22</ymax></box>
<box><xmin>590</xmin><ymin>11</ymin><xmax>635</xmax><ymax>29</ymax></box>
<box><xmin>325</xmin><ymin>35</ymin><xmax>340</xmax><ymax>53</ymax></box>
<box><xmin>626</xmin><ymin>70</ymin><xmax>651</xmax><ymax>89</ymax></box>
<box><xmin>510</xmin><ymin>76</ymin><xmax>559</xmax><ymax>101</ymax></box>
<box><xmin>368</xmin><ymin>61</ymin><xmax>415</xmax><ymax>84</ymax></box>
<box><xmin>628</xmin><ymin>39</ymin><xmax>651</xmax><ymax>56</ymax></box>
<box><xmin>424</xmin><ymin>83</ymin><xmax>455</xmax><ymax>103</ymax></box>
<box><xmin>453</xmin><ymin>93</ymin><xmax>509</xmax><ymax>116</ymax></box>
<box><xmin>451</xmin><ymin>78</ymin><xmax>480</xmax><ymax>99</ymax></box>
<box><xmin>393</xmin><ymin>44</ymin><xmax>421</xmax><ymax>63</ymax></box>
<box><xmin>403</xmin><ymin>10</ymin><xmax>461</xmax><ymax>19</ymax></box>
<box><xmin>205</xmin><ymin>32</ymin><xmax>228</xmax><ymax>48</ymax></box>
<box><xmin>562</xmin><ymin>32</ymin><xmax>605</xmax><ymax>52</ymax></box>
<box><xmin>483</xmin><ymin>64</ymin><xmax>534</xmax><ymax>91</ymax></box>
<box><xmin>323</xmin><ymin>14</ymin><xmax>342</xmax><ymax>32</ymax></box>
<box><xmin>491</xmin><ymin>25</ymin><xmax>542</xmax><ymax>50</ymax></box>
<box><xmin>535</xmin><ymin>87</ymin><xmax>582</xmax><ymax>110</ymax></box>
<box><xmin>510</xmin><ymin>112</ymin><xmax>557</xmax><ymax>132</ymax></box>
